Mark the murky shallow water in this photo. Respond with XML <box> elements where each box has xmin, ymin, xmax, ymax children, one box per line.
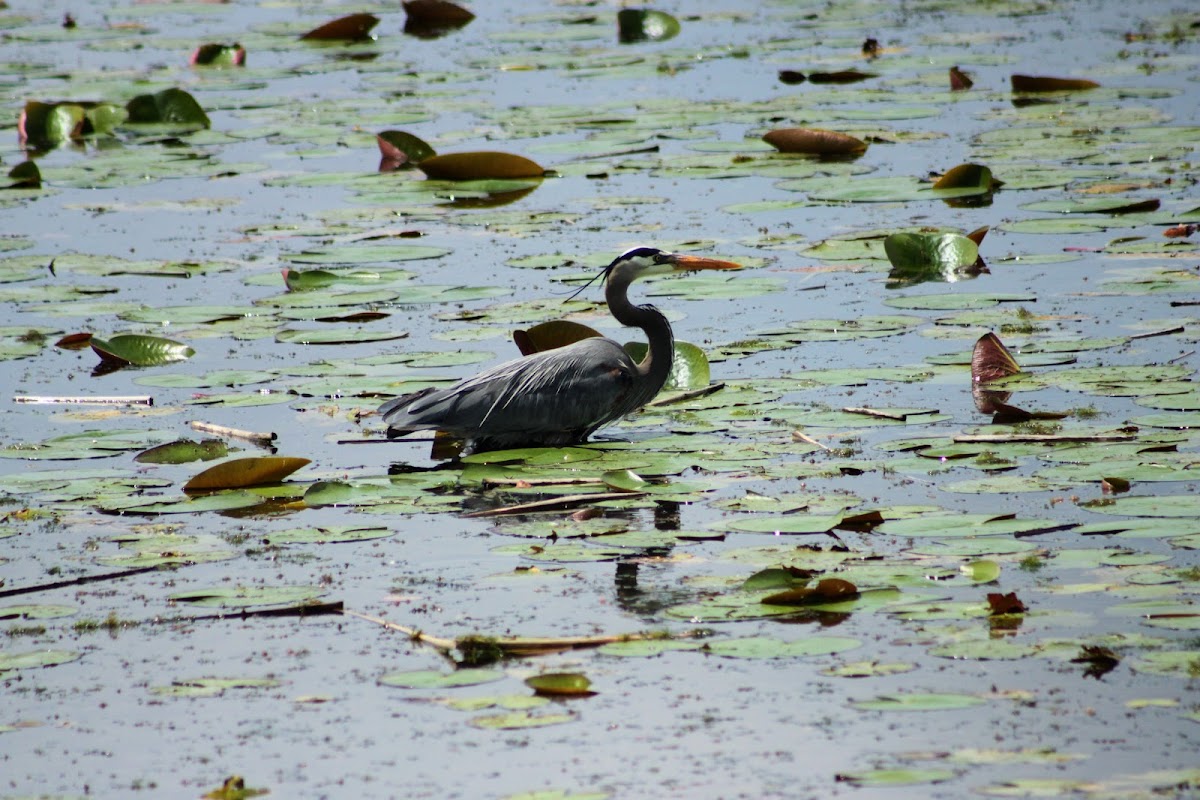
<box><xmin>1</xmin><ymin>0</ymin><xmax>1199</xmax><ymax>798</ymax></box>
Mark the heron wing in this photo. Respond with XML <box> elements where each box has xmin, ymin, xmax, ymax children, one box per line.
<box><xmin>380</xmin><ymin>338</ymin><xmax>642</xmax><ymax>440</ymax></box>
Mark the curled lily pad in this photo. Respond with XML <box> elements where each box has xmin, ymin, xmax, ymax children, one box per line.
<box><xmin>617</xmin><ymin>9</ymin><xmax>681</xmax><ymax>43</ymax></box>
<box><xmin>125</xmin><ymin>88</ymin><xmax>210</xmax><ymax>128</ymax></box>
<box><xmin>972</xmin><ymin>333</ymin><xmax>1021</xmax><ymax>383</ymax></box>
<box><xmin>190</xmin><ymin>43</ymin><xmax>246</xmax><ymax>67</ymax></box>
<box><xmin>90</xmin><ymin>334</ymin><xmax>195</xmax><ymax>366</ymax></box>
<box><xmin>417</xmin><ymin>152</ymin><xmax>546</xmax><ymax>180</ymax></box>
<box><xmin>18</xmin><ymin>101</ymin><xmax>127</xmax><ymax>147</ymax></box>
<box><xmin>301</xmin><ymin>13</ymin><xmax>379</xmax><ymax>41</ymax></box>
<box><xmin>183</xmin><ymin>456</ymin><xmax>311</xmax><ymax>492</ymax></box>
<box><xmin>377</xmin><ymin>130</ymin><xmax>437</xmax><ymax>168</ymax></box>
<box><xmin>513</xmin><ymin>320</ymin><xmax>602</xmax><ymax>355</ymax></box>
<box><xmin>1011</xmin><ymin>74</ymin><xmax>1100</xmax><ymax>92</ymax></box>
<box><xmin>525</xmin><ymin>672</ymin><xmax>595</xmax><ymax>697</ymax></box>
<box><xmin>7</xmin><ymin>161</ymin><xmax>41</xmax><ymax>189</ymax></box>
<box><xmin>763</xmin><ymin>128</ymin><xmax>867</xmax><ymax>156</ymax></box>
<box><xmin>403</xmin><ymin>0</ymin><xmax>475</xmax><ymax>37</ymax></box>
<box><xmin>932</xmin><ymin>163</ymin><xmax>1000</xmax><ymax>197</ymax></box>
<box><xmin>884</xmin><ymin>232</ymin><xmax>980</xmax><ymax>286</ymax></box>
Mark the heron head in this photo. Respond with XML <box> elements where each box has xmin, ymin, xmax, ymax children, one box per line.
<box><xmin>605</xmin><ymin>246</ymin><xmax>741</xmax><ymax>282</ymax></box>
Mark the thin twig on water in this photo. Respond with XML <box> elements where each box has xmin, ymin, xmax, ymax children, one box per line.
<box><xmin>189</xmin><ymin>420</ymin><xmax>277</xmax><ymax>443</ymax></box>
<box><xmin>13</xmin><ymin>395</ymin><xmax>154</xmax><ymax>406</ymax></box>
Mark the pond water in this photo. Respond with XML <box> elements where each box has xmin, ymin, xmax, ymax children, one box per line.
<box><xmin>1</xmin><ymin>0</ymin><xmax>1199</xmax><ymax>798</ymax></box>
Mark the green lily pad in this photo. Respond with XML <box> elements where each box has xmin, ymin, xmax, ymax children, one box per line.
<box><xmin>875</xmin><ymin>514</ymin><xmax>1071</xmax><ymax>538</ymax></box>
<box><xmin>265</xmin><ymin>525</ymin><xmax>394</xmax><ymax>544</ymax></box>
<box><xmin>0</xmin><ymin>604</ymin><xmax>77</xmax><ymax>621</ymax></box>
<box><xmin>0</xmin><ymin>649</ymin><xmax>82</xmax><ymax>675</ymax></box>
<box><xmin>379</xmin><ymin>668</ymin><xmax>505</xmax><ymax>689</ymax></box>
<box><xmin>623</xmin><ymin>340</ymin><xmax>710</xmax><ymax>390</ymax></box>
<box><xmin>285</xmin><ymin>245</ymin><xmax>450</xmax><ymax>265</ymax></box>
<box><xmin>884</xmin><ymin>232</ymin><xmax>979</xmax><ymax>285</ymax></box>
<box><xmin>90</xmin><ymin>333</ymin><xmax>194</xmax><ymax>366</ymax></box>
<box><xmin>821</xmin><ymin>661</ymin><xmax>916</xmax><ymax>678</ymax></box>
<box><xmin>169</xmin><ymin>585</ymin><xmax>325</xmax><ymax>609</ymax></box>
<box><xmin>151</xmin><ymin>676</ymin><xmax>280</xmax><ymax>698</ymax></box>
<box><xmin>703</xmin><ymin>636</ymin><xmax>860</xmax><ymax>659</ymax></box>
<box><xmin>852</xmin><ymin>692</ymin><xmax>987</xmax><ymax>711</ymax></box>
<box><xmin>836</xmin><ymin>768</ymin><xmax>956</xmax><ymax>787</ymax></box>
<box><xmin>1130</xmin><ymin>651</ymin><xmax>1200</xmax><ymax>678</ymax></box>
<box><xmin>125</xmin><ymin>87</ymin><xmax>210</xmax><ymax>128</ymax></box>
<box><xmin>616</xmin><ymin>9</ymin><xmax>681</xmax><ymax>43</ymax></box>
<box><xmin>468</xmin><ymin>710</ymin><xmax>577</xmax><ymax>730</ymax></box>
<box><xmin>1081</xmin><ymin>495</ymin><xmax>1200</xmax><ymax>518</ymax></box>
<box><xmin>135</xmin><ymin>439</ymin><xmax>229</xmax><ymax>465</ymax></box>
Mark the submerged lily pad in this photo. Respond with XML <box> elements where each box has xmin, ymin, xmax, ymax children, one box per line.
<box><xmin>852</xmin><ymin>693</ymin><xmax>987</xmax><ymax>711</ymax></box>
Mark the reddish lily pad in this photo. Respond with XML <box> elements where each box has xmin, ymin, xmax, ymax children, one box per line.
<box><xmin>301</xmin><ymin>13</ymin><xmax>380</xmax><ymax>41</ymax></box>
<box><xmin>763</xmin><ymin>128</ymin><xmax>867</xmax><ymax>156</ymax></box>
<box><xmin>417</xmin><ymin>152</ymin><xmax>546</xmax><ymax>180</ymax></box>
<box><xmin>1011</xmin><ymin>74</ymin><xmax>1100</xmax><ymax>92</ymax></box>
<box><xmin>403</xmin><ymin>0</ymin><xmax>475</xmax><ymax>37</ymax></box>
<box><xmin>377</xmin><ymin>130</ymin><xmax>437</xmax><ymax>168</ymax></box>
<box><xmin>190</xmin><ymin>43</ymin><xmax>245</xmax><ymax>67</ymax></box>
<box><xmin>513</xmin><ymin>320</ymin><xmax>603</xmax><ymax>355</ymax></box>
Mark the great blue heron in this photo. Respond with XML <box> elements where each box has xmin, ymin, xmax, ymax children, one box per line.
<box><xmin>379</xmin><ymin>246</ymin><xmax>740</xmax><ymax>454</ymax></box>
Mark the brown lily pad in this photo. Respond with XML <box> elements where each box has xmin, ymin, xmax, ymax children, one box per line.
<box><xmin>301</xmin><ymin>13</ymin><xmax>380</xmax><ymax>41</ymax></box>
<box><xmin>417</xmin><ymin>151</ymin><xmax>546</xmax><ymax>180</ymax></box>
<box><xmin>763</xmin><ymin>128</ymin><xmax>867</xmax><ymax>156</ymax></box>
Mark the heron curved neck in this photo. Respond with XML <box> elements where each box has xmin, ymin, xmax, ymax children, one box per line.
<box><xmin>607</xmin><ymin>271</ymin><xmax>674</xmax><ymax>392</ymax></box>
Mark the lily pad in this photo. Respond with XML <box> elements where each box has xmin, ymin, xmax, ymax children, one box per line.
<box><xmin>169</xmin><ymin>585</ymin><xmax>325</xmax><ymax>610</ymax></box>
<box><xmin>90</xmin><ymin>334</ymin><xmax>194</xmax><ymax>366</ymax></box>
<box><xmin>184</xmin><ymin>457</ymin><xmax>311</xmax><ymax>492</ymax></box>
<box><xmin>379</xmin><ymin>668</ymin><xmax>505</xmax><ymax>689</ymax></box>
<box><xmin>616</xmin><ymin>9</ymin><xmax>681</xmax><ymax>43</ymax></box>
<box><xmin>418</xmin><ymin>152</ymin><xmax>545</xmax><ymax>180</ymax></box>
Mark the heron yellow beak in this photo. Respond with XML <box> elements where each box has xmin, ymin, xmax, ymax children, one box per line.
<box><xmin>665</xmin><ymin>254</ymin><xmax>742</xmax><ymax>271</ymax></box>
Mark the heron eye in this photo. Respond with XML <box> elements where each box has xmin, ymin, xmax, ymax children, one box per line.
<box><xmin>652</xmin><ymin>253</ymin><xmax>668</xmax><ymax>264</ymax></box>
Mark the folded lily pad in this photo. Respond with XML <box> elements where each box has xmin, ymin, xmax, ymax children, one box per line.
<box><xmin>377</xmin><ymin>130</ymin><xmax>437</xmax><ymax>168</ymax></box>
<box><xmin>125</xmin><ymin>88</ymin><xmax>210</xmax><ymax>128</ymax></box>
<box><xmin>617</xmin><ymin>9</ymin><xmax>681</xmax><ymax>43</ymax></box>
<box><xmin>19</xmin><ymin>100</ymin><xmax>127</xmax><ymax>147</ymax></box>
<box><xmin>301</xmin><ymin>13</ymin><xmax>379</xmax><ymax>41</ymax></box>
<box><xmin>190</xmin><ymin>43</ymin><xmax>245</xmax><ymax>67</ymax></box>
<box><xmin>184</xmin><ymin>456</ymin><xmax>312</xmax><ymax>492</ymax></box>
<box><xmin>763</xmin><ymin>128</ymin><xmax>867</xmax><ymax>156</ymax></box>
<box><xmin>90</xmin><ymin>333</ymin><xmax>195</xmax><ymax>366</ymax></box>
<box><xmin>1011</xmin><ymin>74</ymin><xmax>1100</xmax><ymax>92</ymax></box>
<box><xmin>417</xmin><ymin>152</ymin><xmax>546</xmax><ymax>180</ymax></box>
